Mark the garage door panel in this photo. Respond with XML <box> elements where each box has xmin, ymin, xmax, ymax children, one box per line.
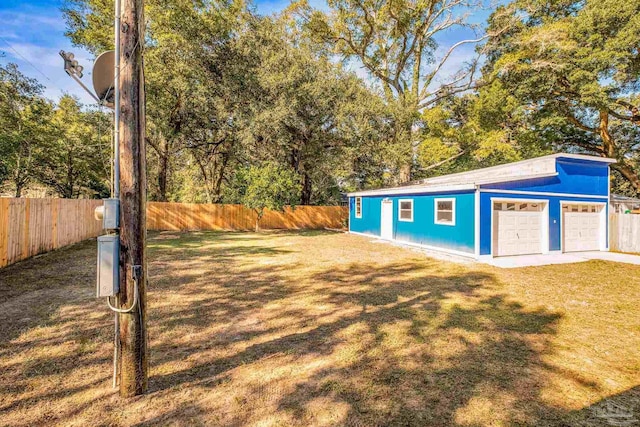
<box><xmin>563</xmin><ymin>205</ymin><xmax>602</xmax><ymax>252</ymax></box>
<box><xmin>494</xmin><ymin>205</ymin><xmax>543</xmax><ymax>257</ymax></box>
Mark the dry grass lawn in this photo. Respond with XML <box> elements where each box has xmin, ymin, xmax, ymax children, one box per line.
<box><xmin>1</xmin><ymin>230</ymin><xmax>639</xmax><ymax>426</ymax></box>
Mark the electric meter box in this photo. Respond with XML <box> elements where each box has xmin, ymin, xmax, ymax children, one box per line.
<box><xmin>102</xmin><ymin>198</ymin><xmax>120</xmax><ymax>230</ymax></box>
<box><xmin>97</xmin><ymin>234</ymin><xmax>119</xmax><ymax>297</ymax></box>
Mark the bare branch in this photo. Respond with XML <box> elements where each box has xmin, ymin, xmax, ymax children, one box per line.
<box><xmin>610</xmin><ymin>101</ymin><xmax>640</xmax><ymax>124</ymax></box>
<box><xmin>422</xmin><ymin>35</ymin><xmax>487</xmax><ymax>93</ymax></box>
<box><xmin>417</xmin><ymin>149</ymin><xmax>467</xmax><ymax>171</ymax></box>
<box><xmin>565</xmin><ymin>112</ymin><xmax>599</xmax><ymax>133</ymax></box>
<box><xmin>419</xmin><ymin>60</ymin><xmax>480</xmax><ymax>108</ymax></box>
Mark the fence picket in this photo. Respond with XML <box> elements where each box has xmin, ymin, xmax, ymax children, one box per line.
<box><xmin>0</xmin><ymin>198</ymin><xmax>348</xmax><ymax>268</ymax></box>
<box><xmin>609</xmin><ymin>213</ymin><xmax>640</xmax><ymax>254</ymax></box>
<box><xmin>145</xmin><ymin>202</ymin><xmax>347</xmax><ymax>231</ymax></box>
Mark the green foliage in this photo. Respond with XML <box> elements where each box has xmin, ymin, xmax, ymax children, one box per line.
<box><xmin>63</xmin><ymin>1</ymin><xmax>392</xmax><ymax>204</ymax></box>
<box><xmin>56</xmin><ymin>0</ymin><xmax>640</xmax><ymax>199</ymax></box>
<box><xmin>234</xmin><ymin>16</ymin><xmax>391</xmax><ymax>203</ymax></box>
<box><xmin>0</xmin><ymin>63</ymin><xmax>51</xmax><ymax>196</ymax></box>
<box><xmin>36</xmin><ymin>95</ymin><xmax>111</xmax><ymax>198</ymax></box>
<box><xmin>64</xmin><ymin>0</ymin><xmax>248</xmax><ymax>202</ymax></box>
<box><xmin>416</xmin><ymin>80</ymin><xmax>529</xmax><ymax>178</ymax></box>
<box><xmin>484</xmin><ymin>0</ymin><xmax>640</xmax><ymax>193</ymax></box>
<box><xmin>241</xmin><ymin>162</ymin><xmax>301</xmax><ymax>228</ymax></box>
<box><xmin>0</xmin><ymin>63</ymin><xmax>110</xmax><ymax>198</ymax></box>
<box><xmin>298</xmin><ymin>0</ymin><xmax>494</xmax><ymax>182</ymax></box>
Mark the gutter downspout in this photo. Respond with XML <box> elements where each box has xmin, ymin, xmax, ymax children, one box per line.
<box><xmin>474</xmin><ymin>184</ymin><xmax>481</xmax><ymax>259</ymax></box>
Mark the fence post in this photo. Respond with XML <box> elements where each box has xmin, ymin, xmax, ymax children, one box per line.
<box><xmin>0</xmin><ymin>198</ymin><xmax>9</xmax><ymax>268</ymax></box>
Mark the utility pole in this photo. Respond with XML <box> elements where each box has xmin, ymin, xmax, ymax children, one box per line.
<box><xmin>117</xmin><ymin>0</ymin><xmax>147</xmax><ymax>397</ymax></box>
<box><xmin>60</xmin><ymin>0</ymin><xmax>147</xmax><ymax>398</ymax></box>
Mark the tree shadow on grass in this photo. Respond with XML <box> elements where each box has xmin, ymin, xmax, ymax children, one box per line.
<box><xmin>145</xmin><ymin>256</ymin><xmax>578</xmax><ymax>426</ymax></box>
<box><xmin>0</xmin><ymin>239</ymin><xmax>117</xmax><ymax>425</ymax></box>
<box><xmin>0</xmin><ymin>232</ymin><xmax>299</xmax><ymax>426</ymax></box>
<box><xmin>0</xmin><ymin>231</ymin><xmax>628</xmax><ymax>426</ymax></box>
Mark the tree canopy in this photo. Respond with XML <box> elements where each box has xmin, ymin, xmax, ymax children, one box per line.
<box><xmin>0</xmin><ymin>64</ymin><xmax>110</xmax><ymax>198</ymax></box>
<box><xmin>2</xmin><ymin>0</ymin><xmax>638</xmax><ymax>199</ymax></box>
<box><xmin>239</xmin><ymin>162</ymin><xmax>302</xmax><ymax>230</ymax></box>
<box><xmin>482</xmin><ymin>0</ymin><xmax>640</xmax><ymax>191</ymax></box>
<box><xmin>298</xmin><ymin>0</ymin><xmax>502</xmax><ymax>182</ymax></box>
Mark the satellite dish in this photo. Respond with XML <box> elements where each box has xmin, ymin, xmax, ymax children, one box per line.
<box><xmin>92</xmin><ymin>50</ymin><xmax>115</xmax><ymax>108</ymax></box>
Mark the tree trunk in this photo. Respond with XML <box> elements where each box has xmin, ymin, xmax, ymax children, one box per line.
<box><xmin>211</xmin><ymin>151</ymin><xmax>229</xmax><ymax>203</ymax></box>
<box><xmin>14</xmin><ymin>153</ymin><xmax>25</xmax><ymax>197</ymax></box>
<box><xmin>599</xmin><ymin>110</ymin><xmax>616</xmax><ymax>158</ymax></box>
<box><xmin>395</xmin><ymin>110</ymin><xmax>415</xmax><ymax>184</ymax></box>
<box><xmin>255</xmin><ymin>210</ymin><xmax>262</xmax><ymax>232</ymax></box>
<box><xmin>612</xmin><ymin>163</ymin><xmax>640</xmax><ymax>191</ymax></box>
<box><xmin>301</xmin><ymin>172</ymin><xmax>312</xmax><ymax>205</ymax></box>
<box><xmin>157</xmin><ymin>150</ymin><xmax>168</xmax><ymax>202</ymax></box>
<box><xmin>194</xmin><ymin>156</ymin><xmax>213</xmax><ymax>203</ymax></box>
<box><xmin>398</xmin><ymin>163</ymin><xmax>412</xmax><ymax>183</ymax></box>
<box><xmin>599</xmin><ymin>110</ymin><xmax>640</xmax><ymax>192</ymax></box>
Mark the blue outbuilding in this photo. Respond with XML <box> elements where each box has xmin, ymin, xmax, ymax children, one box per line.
<box><xmin>348</xmin><ymin>153</ymin><xmax>615</xmax><ymax>259</ymax></box>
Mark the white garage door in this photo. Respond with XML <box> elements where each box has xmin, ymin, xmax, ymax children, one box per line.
<box><xmin>563</xmin><ymin>204</ymin><xmax>602</xmax><ymax>252</ymax></box>
<box><xmin>493</xmin><ymin>202</ymin><xmax>544</xmax><ymax>256</ymax></box>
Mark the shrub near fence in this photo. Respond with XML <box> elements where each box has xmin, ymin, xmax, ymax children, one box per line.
<box><xmin>0</xmin><ymin>199</ymin><xmax>348</xmax><ymax>268</ymax></box>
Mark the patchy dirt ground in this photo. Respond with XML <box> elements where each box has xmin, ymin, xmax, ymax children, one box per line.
<box><xmin>0</xmin><ymin>230</ymin><xmax>639</xmax><ymax>426</ymax></box>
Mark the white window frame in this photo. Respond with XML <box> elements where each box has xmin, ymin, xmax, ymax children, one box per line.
<box><xmin>398</xmin><ymin>199</ymin><xmax>414</xmax><ymax>222</ymax></box>
<box><xmin>355</xmin><ymin>197</ymin><xmax>362</xmax><ymax>218</ymax></box>
<box><xmin>434</xmin><ymin>198</ymin><xmax>456</xmax><ymax>226</ymax></box>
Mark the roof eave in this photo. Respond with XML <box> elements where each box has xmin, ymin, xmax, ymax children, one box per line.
<box><xmin>554</xmin><ymin>153</ymin><xmax>617</xmax><ymax>164</ymax></box>
<box><xmin>475</xmin><ymin>172</ymin><xmax>559</xmax><ymax>186</ymax></box>
<box><xmin>347</xmin><ymin>171</ymin><xmax>560</xmax><ymax>197</ymax></box>
<box><xmin>347</xmin><ymin>183</ymin><xmax>476</xmax><ymax>197</ymax></box>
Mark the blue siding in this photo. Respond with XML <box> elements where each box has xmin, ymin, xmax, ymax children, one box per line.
<box><xmin>482</xmin><ymin>158</ymin><xmax>609</xmax><ymax>196</ymax></box>
<box><xmin>349</xmin><ymin>196</ymin><xmax>384</xmax><ymax>235</ymax></box>
<box><xmin>478</xmin><ymin>192</ymin><xmax>609</xmax><ymax>255</ymax></box>
<box><xmin>350</xmin><ymin>156</ymin><xmax>611</xmax><ymax>258</ymax></box>
<box><xmin>350</xmin><ymin>192</ymin><xmax>475</xmax><ymax>254</ymax></box>
<box><xmin>478</xmin><ymin>157</ymin><xmax>610</xmax><ymax>255</ymax></box>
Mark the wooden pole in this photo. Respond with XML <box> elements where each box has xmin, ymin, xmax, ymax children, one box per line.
<box><xmin>117</xmin><ymin>0</ymin><xmax>147</xmax><ymax>397</ymax></box>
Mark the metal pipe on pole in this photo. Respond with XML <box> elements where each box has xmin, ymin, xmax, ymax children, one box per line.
<box><xmin>114</xmin><ymin>0</ymin><xmax>121</xmax><ymax>199</ymax></box>
<box><xmin>111</xmin><ymin>0</ymin><xmax>122</xmax><ymax>390</ymax></box>
<box><xmin>69</xmin><ymin>73</ymin><xmax>101</xmax><ymax>103</ymax></box>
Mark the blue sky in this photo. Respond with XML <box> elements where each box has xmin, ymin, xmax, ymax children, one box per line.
<box><xmin>0</xmin><ymin>0</ymin><xmax>493</xmax><ymax>105</ymax></box>
<box><xmin>0</xmin><ymin>0</ymin><xmax>97</xmax><ymax>103</ymax></box>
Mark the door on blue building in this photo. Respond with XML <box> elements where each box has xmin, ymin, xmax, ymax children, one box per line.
<box><xmin>493</xmin><ymin>201</ymin><xmax>545</xmax><ymax>256</ymax></box>
<box><xmin>380</xmin><ymin>199</ymin><xmax>393</xmax><ymax>240</ymax></box>
<box><xmin>562</xmin><ymin>203</ymin><xmax>605</xmax><ymax>252</ymax></box>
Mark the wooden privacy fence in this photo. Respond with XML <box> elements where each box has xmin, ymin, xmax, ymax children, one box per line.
<box><xmin>147</xmin><ymin>202</ymin><xmax>348</xmax><ymax>231</ymax></box>
<box><xmin>0</xmin><ymin>199</ymin><xmax>347</xmax><ymax>268</ymax></box>
<box><xmin>0</xmin><ymin>198</ymin><xmax>103</xmax><ymax>268</ymax></box>
<box><xmin>609</xmin><ymin>213</ymin><xmax>640</xmax><ymax>254</ymax></box>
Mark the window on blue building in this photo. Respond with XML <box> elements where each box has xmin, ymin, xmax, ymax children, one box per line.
<box><xmin>399</xmin><ymin>199</ymin><xmax>414</xmax><ymax>222</ymax></box>
<box><xmin>435</xmin><ymin>198</ymin><xmax>456</xmax><ymax>225</ymax></box>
